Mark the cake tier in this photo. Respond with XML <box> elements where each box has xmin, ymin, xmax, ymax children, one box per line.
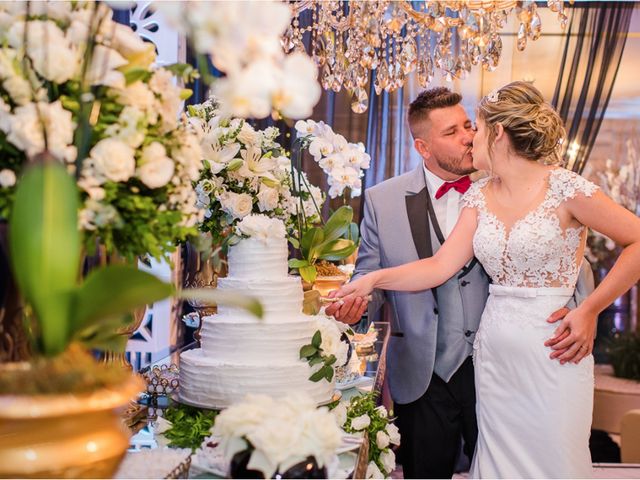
<box><xmin>179</xmin><ymin>348</ymin><xmax>335</xmax><ymax>409</ymax></box>
<box><xmin>216</xmin><ymin>276</ymin><xmax>303</xmax><ymax>316</ymax></box>
<box><xmin>227</xmin><ymin>237</ymin><xmax>288</xmax><ymax>279</ymax></box>
<box><xmin>200</xmin><ymin>314</ymin><xmax>315</xmax><ymax>362</ymax></box>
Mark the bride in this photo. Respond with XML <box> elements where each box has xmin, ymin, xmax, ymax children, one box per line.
<box><xmin>335</xmin><ymin>81</ymin><xmax>640</xmax><ymax>478</ymax></box>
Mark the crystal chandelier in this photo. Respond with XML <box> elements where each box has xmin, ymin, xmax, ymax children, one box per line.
<box><xmin>283</xmin><ymin>1</ymin><xmax>569</xmax><ymax>113</ymax></box>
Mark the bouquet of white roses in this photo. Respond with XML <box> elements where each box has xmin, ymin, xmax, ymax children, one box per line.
<box><xmin>212</xmin><ymin>393</ymin><xmax>342</xmax><ymax>479</ymax></box>
<box><xmin>331</xmin><ymin>392</ymin><xmax>400</xmax><ymax>479</ymax></box>
<box><xmin>188</xmin><ymin>97</ymin><xmax>323</xmax><ymax>248</ymax></box>
<box><xmin>0</xmin><ymin>1</ymin><xmax>204</xmax><ymax>261</ymax></box>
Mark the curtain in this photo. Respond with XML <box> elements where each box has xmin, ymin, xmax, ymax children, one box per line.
<box><xmin>552</xmin><ymin>2</ymin><xmax>634</xmax><ymax>174</ymax></box>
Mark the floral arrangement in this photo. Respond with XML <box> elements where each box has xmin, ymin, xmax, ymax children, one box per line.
<box><xmin>154</xmin><ymin>1</ymin><xmax>320</xmax><ymax>120</ymax></box>
<box><xmin>188</xmin><ymin>97</ymin><xmax>323</xmax><ymax>248</ymax></box>
<box><xmin>332</xmin><ymin>392</ymin><xmax>400</xmax><ymax>479</ymax></box>
<box><xmin>0</xmin><ymin>1</ymin><xmax>203</xmax><ymax>260</ymax></box>
<box><xmin>234</xmin><ymin>214</ymin><xmax>286</xmax><ymax>244</ymax></box>
<box><xmin>212</xmin><ymin>393</ymin><xmax>342</xmax><ymax>479</ymax></box>
<box><xmin>300</xmin><ymin>316</ymin><xmax>350</xmax><ymax>383</ymax></box>
<box><xmin>294</xmin><ymin>119</ymin><xmax>371</xmax><ymax>200</ymax></box>
<box><xmin>585</xmin><ymin>139</ymin><xmax>640</xmax><ymax>270</ymax></box>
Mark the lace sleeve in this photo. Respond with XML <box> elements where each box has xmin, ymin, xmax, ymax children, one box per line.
<box><xmin>461</xmin><ymin>178</ymin><xmax>489</xmax><ymax>209</ymax></box>
<box><xmin>549</xmin><ymin>169</ymin><xmax>599</xmax><ymax>207</ymax></box>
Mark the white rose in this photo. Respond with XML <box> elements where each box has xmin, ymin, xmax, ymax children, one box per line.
<box><xmin>316</xmin><ymin>317</ymin><xmax>349</xmax><ymax>366</ymax></box>
<box><xmin>7</xmin><ymin>101</ymin><xmax>76</xmax><ymax>162</ymax></box>
<box><xmin>376</xmin><ymin>430</ymin><xmax>390</xmax><ymax>449</ymax></box>
<box><xmin>235</xmin><ymin>214</ymin><xmax>286</xmax><ymax>240</ymax></box>
<box><xmin>172</xmin><ymin>133</ymin><xmax>203</xmax><ymax>181</ymax></box>
<box><xmin>386</xmin><ymin>423</ymin><xmax>401</xmax><ymax>446</ymax></box>
<box><xmin>375</xmin><ymin>405</ymin><xmax>388</xmax><ymax>418</ymax></box>
<box><xmin>331</xmin><ymin>402</ymin><xmax>348</xmax><ymax>427</ymax></box>
<box><xmin>220</xmin><ymin>191</ymin><xmax>253</xmax><ymax>220</ymax></box>
<box><xmin>256</xmin><ymin>184</ymin><xmax>279</xmax><ymax>212</ymax></box>
<box><xmin>366</xmin><ymin>461</ymin><xmax>384</xmax><ymax>479</ymax></box>
<box><xmin>89</xmin><ymin>138</ymin><xmax>135</xmax><ymax>183</ymax></box>
<box><xmin>115</xmin><ymin>81</ymin><xmax>157</xmax><ymax>121</ymax></box>
<box><xmin>137</xmin><ymin>142</ymin><xmax>175</xmax><ymax>188</ymax></box>
<box><xmin>0</xmin><ymin>169</ymin><xmax>16</xmax><ymax>187</ymax></box>
<box><xmin>379</xmin><ymin>449</ymin><xmax>396</xmax><ymax>475</ymax></box>
<box><xmin>351</xmin><ymin>414</ymin><xmax>371</xmax><ymax>431</ymax></box>
<box><xmin>2</xmin><ymin>75</ymin><xmax>32</xmax><ymax>106</ymax></box>
<box><xmin>104</xmin><ymin>106</ymin><xmax>146</xmax><ymax>148</ymax></box>
<box><xmin>86</xmin><ymin>45</ymin><xmax>127</xmax><ymax>88</ymax></box>
<box><xmin>237</xmin><ymin>122</ymin><xmax>261</xmax><ymax>147</ymax></box>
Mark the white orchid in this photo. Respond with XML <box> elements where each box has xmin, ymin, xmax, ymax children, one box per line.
<box><xmin>154</xmin><ymin>0</ymin><xmax>320</xmax><ymax>120</ymax></box>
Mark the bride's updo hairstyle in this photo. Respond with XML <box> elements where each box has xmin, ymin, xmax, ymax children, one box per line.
<box><xmin>477</xmin><ymin>81</ymin><xmax>566</xmax><ymax>165</ymax></box>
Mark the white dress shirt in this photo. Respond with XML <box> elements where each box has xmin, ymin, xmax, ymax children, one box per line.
<box><xmin>422</xmin><ymin>164</ymin><xmax>463</xmax><ymax>238</ymax></box>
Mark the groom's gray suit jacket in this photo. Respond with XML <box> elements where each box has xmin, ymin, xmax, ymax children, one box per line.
<box><xmin>354</xmin><ymin>166</ymin><xmax>595</xmax><ymax>405</ymax></box>
<box><xmin>353</xmin><ymin>166</ymin><xmax>489</xmax><ymax>405</ymax></box>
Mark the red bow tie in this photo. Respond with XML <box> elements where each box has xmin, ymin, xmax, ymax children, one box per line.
<box><xmin>435</xmin><ymin>176</ymin><xmax>471</xmax><ymax>199</ymax></box>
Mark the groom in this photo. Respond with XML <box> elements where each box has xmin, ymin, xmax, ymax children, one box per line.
<box><xmin>326</xmin><ymin>87</ymin><xmax>592</xmax><ymax>478</ymax></box>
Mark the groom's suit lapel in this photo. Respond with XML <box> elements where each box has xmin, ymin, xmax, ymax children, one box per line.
<box><xmin>404</xmin><ymin>167</ymin><xmax>433</xmax><ymax>260</ymax></box>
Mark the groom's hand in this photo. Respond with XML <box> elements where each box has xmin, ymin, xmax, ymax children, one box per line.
<box><xmin>544</xmin><ymin>307</ymin><xmax>592</xmax><ymax>364</ymax></box>
<box><xmin>325</xmin><ymin>290</ymin><xmax>368</xmax><ymax>325</ymax></box>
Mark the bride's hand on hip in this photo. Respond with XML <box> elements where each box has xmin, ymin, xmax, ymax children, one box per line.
<box><xmin>545</xmin><ymin>305</ymin><xmax>597</xmax><ymax>365</ymax></box>
<box><xmin>334</xmin><ymin>272</ymin><xmax>378</xmax><ymax>300</ymax></box>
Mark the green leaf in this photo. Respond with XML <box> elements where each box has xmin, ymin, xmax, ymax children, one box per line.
<box><xmin>288</xmin><ymin>258</ymin><xmax>309</xmax><ymax>269</ymax></box>
<box><xmin>71</xmin><ymin>265</ymin><xmax>173</xmax><ymax>333</ymax></box>
<box><xmin>311</xmin><ymin>330</ymin><xmax>322</xmax><ymax>348</ymax></box>
<box><xmin>309</xmin><ymin>356</ymin><xmax>324</xmax><ymax>366</ymax></box>
<box><xmin>348</xmin><ymin>222</ymin><xmax>360</xmax><ymax>244</ymax></box>
<box><xmin>319</xmin><ymin>238</ymin><xmax>358</xmax><ymax>261</ymax></box>
<box><xmin>322</xmin><ymin>206</ymin><xmax>353</xmax><ymax>244</ymax></box>
<box><xmin>309</xmin><ymin>365</ymin><xmax>330</xmax><ymax>382</ymax></box>
<box><xmin>9</xmin><ymin>162</ymin><xmax>81</xmax><ymax>356</ymax></box>
<box><xmin>179</xmin><ymin>288</ymin><xmax>263</xmax><ymax>318</ymax></box>
<box><xmin>324</xmin><ymin>366</ymin><xmax>334</xmax><ymax>382</ymax></box>
<box><xmin>226</xmin><ymin>158</ymin><xmax>243</xmax><ymax>171</ymax></box>
<box><xmin>73</xmin><ymin>314</ymin><xmax>132</xmax><ymax>352</ymax></box>
<box><xmin>123</xmin><ymin>67</ymin><xmax>152</xmax><ymax>85</ymax></box>
<box><xmin>299</xmin><ymin>344</ymin><xmax>318</xmax><ymax>359</ymax></box>
<box><xmin>299</xmin><ymin>264</ymin><xmax>317</xmax><ymax>283</ymax></box>
<box><xmin>301</xmin><ymin>227</ymin><xmax>324</xmax><ymax>259</ymax></box>
<box><xmin>325</xmin><ymin>354</ymin><xmax>337</xmax><ymax>366</ymax></box>
<box><xmin>288</xmin><ymin>237</ymin><xmax>300</xmax><ymax>249</ymax></box>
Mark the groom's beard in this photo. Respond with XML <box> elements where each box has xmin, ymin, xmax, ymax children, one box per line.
<box><xmin>436</xmin><ymin>146</ymin><xmax>476</xmax><ymax>176</ymax></box>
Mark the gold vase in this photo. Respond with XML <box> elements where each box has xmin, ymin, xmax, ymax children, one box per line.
<box><xmin>312</xmin><ymin>274</ymin><xmax>349</xmax><ymax>297</ymax></box>
<box><xmin>0</xmin><ymin>369</ymin><xmax>143</xmax><ymax>478</ymax></box>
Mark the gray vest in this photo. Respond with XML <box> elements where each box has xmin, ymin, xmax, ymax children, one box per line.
<box><xmin>427</xmin><ymin>199</ymin><xmax>489</xmax><ymax>381</ymax></box>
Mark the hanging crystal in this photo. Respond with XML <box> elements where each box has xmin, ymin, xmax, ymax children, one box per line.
<box><xmin>529</xmin><ymin>11</ymin><xmax>542</xmax><ymax>40</ymax></box>
<box><xmin>321</xmin><ymin>64</ymin><xmax>334</xmax><ymax>90</ymax></box>
<box><xmin>517</xmin><ymin>22</ymin><xmax>527</xmax><ymax>51</ymax></box>
<box><xmin>482</xmin><ymin>34</ymin><xmax>502</xmax><ymax>72</ymax></box>
<box><xmin>400</xmin><ymin>37</ymin><xmax>418</xmax><ymax>73</ymax></box>
<box><xmin>417</xmin><ymin>59</ymin><xmax>429</xmax><ymax>88</ymax></box>
<box><xmin>374</xmin><ymin>59</ymin><xmax>390</xmax><ymax>95</ymax></box>
<box><xmin>313</xmin><ymin>37</ymin><xmax>327</xmax><ymax>67</ymax></box>
<box><xmin>281</xmin><ymin>26</ymin><xmax>295</xmax><ymax>53</ymax></box>
<box><xmin>351</xmin><ymin>87</ymin><xmax>368</xmax><ymax>113</ymax></box>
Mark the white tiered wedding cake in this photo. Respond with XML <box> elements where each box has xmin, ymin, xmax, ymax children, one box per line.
<box><xmin>179</xmin><ymin>216</ymin><xmax>335</xmax><ymax>409</ymax></box>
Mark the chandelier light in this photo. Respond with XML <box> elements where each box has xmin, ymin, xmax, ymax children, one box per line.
<box><xmin>283</xmin><ymin>1</ymin><xmax>569</xmax><ymax>113</ymax></box>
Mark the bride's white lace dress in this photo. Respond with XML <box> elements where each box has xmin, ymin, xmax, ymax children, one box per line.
<box><xmin>462</xmin><ymin>168</ymin><xmax>597</xmax><ymax>478</ymax></box>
